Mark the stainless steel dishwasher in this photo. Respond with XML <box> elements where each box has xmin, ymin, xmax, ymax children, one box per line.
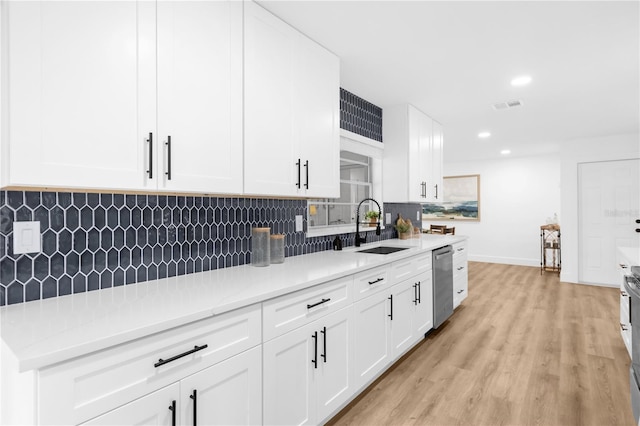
<box><xmin>433</xmin><ymin>245</ymin><xmax>454</xmax><ymax>329</ymax></box>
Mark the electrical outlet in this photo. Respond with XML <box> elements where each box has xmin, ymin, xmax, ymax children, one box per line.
<box><xmin>295</xmin><ymin>215</ymin><xmax>303</xmax><ymax>232</ymax></box>
<box><xmin>13</xmin><ymin>221</ymin><xmax>41</xmax><ymax>254</ymax></box>
<box><xmin>386</xmin><ymin>213</ymin><xmax>391</xmax><ymax>225</ymax></box>
<box><xmin>417</xmin><ymin>210</ymin><xmax>421</xmax><ymax>221</ymax></box>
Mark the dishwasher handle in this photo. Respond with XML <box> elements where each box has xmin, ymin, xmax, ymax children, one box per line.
<box><xmin>434</xmin><ymin>246</ymin><xmax>453</xmax><ymax>260</ymax></box>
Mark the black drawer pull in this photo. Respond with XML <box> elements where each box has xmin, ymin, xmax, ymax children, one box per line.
<box><xmin>190</xmin><ymin>389</ymin><xmax>197</xmax><ymax>426</ymax></box>
<box><xmin>321</xmin><ymin>326</ymin><xmax>327</xmax><ymax>363</ymax></box>
<box><xmin>296</xmin><ymin>159</ymin><xmax>301</xmax><ymax>189</ymax></box>
<box><xmin>169</xmin><ymin>400</ymin><xmax>176</xmax><ymax>426</ymax></box>
<box><xmin>312</xmin><ymin>331</ymin><xmax>318</xmax><ymax>369</ymax></box>
<box><xmin>165</xmin><ymin>135</ymin><xmax>172</xmax><ymax>180</ymax></box>
<box><xmin>368</xmin><ymin>277</ymin><xmax>384</xmax><ymax>285</ymax></box>
<box><xmin>457</xmin><ymin>266</ymin><xmax>465</xmax><ymax>271</ymax></box>
<box><xmin>307</xmin><ymin>298</ymin><xmax>331</xmax><ymax>309</ymax></box>
<box><xmin>147</xmin><ymin>132</ymin><xmax>153</xmax><ymax>179</ymax></box>
<box><xmin>154</xmin><ymin>344</ymin><xmax>208</xmax><ymax>368</ymax></box>
<box><xmin>417</xmin><ymin>281</ymin><xmax>421</xmax><ymax>303</ymax></box>
<box><xmin>388</xmin><ymin>294</ymin><xmax>393</xmax><ymax>320</ymax></box>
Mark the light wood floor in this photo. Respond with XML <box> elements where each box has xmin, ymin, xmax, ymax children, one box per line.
<box><xmin>329</xmin><ymin>262</ymin><xmax>635</xmax><ymax>426</ymax></box>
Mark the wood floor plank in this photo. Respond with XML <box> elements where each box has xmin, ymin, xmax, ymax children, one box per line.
<box><xmin>328</xmin><ymin>262</ymin><xmax>635</xmax><ymax>426</ymax></box>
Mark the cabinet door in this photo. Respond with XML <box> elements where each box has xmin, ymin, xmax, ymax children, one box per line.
<box><xmin>181</xmin><ymin>346</ymin><xmax>262</xmax><ymax>426</ymax></box>
<box><xmin>6</xmin><ymin>1</ymin><xmax>155</xmax><ymax>190</ymax></box>
<box><xmin>157</xmin><ymin>1</ymin><xmax>242</xmax><ymax>194</ymax></box>
<box><xmin>389</xmin><ymin>280</ymin><xmax>415</xmax><ymax>357</ymax></box>
<box><xmin>263</xmin><ymin>324</ymin><xmax>317</xmax><ymax>425</ymax></box>
<box><xmin>430</xmin><ymin>120</ymin><xmax>444</xmax><ymax>202</ymax></box>
<box><xmin>294</xmin><ymin>34</ymin><xmax>340</xmax><ymax>198</ymax></box>
<box><xmin>407</xmin><ymin>105</ymin><xmax>423</xmax><ymax>202</ymax></box>
<box><xmin>352</xmin><ymin>291</ymin><xmax>391</xmax><ymax>389</ymax></box>
<box><xmin>244</xmin><ymin>1</ymin><xmax>297</xmax><ymax>196</ymax></box>
<box><xmin>81</xmin><ymin>383</ymin><xmax>179</xmax><ymax>426</ymax></box>
<box><xmin>316</xmin><ymin>308</ymin><xmax>353</xmax><ymax>422</ymax></box>
<box><xmin>414</xmin><ymin>273</ymin><xmax>434</xmax><ymax>337</ymax></box>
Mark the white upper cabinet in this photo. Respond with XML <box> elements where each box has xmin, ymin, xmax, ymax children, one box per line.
<box><xmin>3</xmin><ymin>0</ymin><xmax>243</xmax><ymax>194</ymax></box>
<box><xmin>156</xmin><ymin>1</ymin><xmax>243</xmax><ymax>194</ymax></box>
<box><xmin>4</xmin><ymin>1</ymin><xmax>154</xmax><ymax>190</ymax></box>
<box><xmin>430</xmin><ymin>120</ymin><xmax>444</xmax><ymax>201</ymax></box>
<box><xmin>383</xmin><ymin>104</ymin><xmax>444</xmax><ymax>203</ymax></box>
<box><xmin>244</xmin><ymin>1</ymin><xmax>340</xmax><ymax>198</ymax></box>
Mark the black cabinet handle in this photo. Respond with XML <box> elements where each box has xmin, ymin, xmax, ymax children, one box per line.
<box><xmin>457</xmin><ymin>266</ymin><xmax>465</xmax><ymax>271</ymax></box>
<box><xmin>165</xmin><ymin>135</ymin><xmax>172</xmax><ymax>180</ymax></box>
<box><xmin>154</xmin><ymin>344</ymin><xmax>208</xmax><ymax>368</ymax></box>
<box><xmin>636</xmin><ymin>219</ymin><xmax>640</xmax><ymax>224</ymax></box>
<box><xmin>636</xmin><ymin>229</ymin><xmax>640</xmax><ymax>233</ymax></box>
<box><xmin>321</xmin><ymin>326</ymin><xmax>327</xmax><ymax>363</ymax></box>
<box><xmin>190</xmin><ymin>389</ymin><xmax>197</xmax><ymax>426</ymax></box>
<box><xmin>630</xmin><ymin>296</ymin><xmax>633</xmax><ymax>326</ymax></box>
<box><xmin>434</xmin><ymin>184</ymin><xmax>438</xmax><ymax>199</ymax></box>
<box><xmin>413</xmin><ymin>283</ymin><xmax>418</xmax><ymax>305</ymax></box>
<box><xmin>417</xmin><ymin>281</ymin><xmax>421</xmax><ymax>303</ymax></box>
<box><xmin>169</xmin><ymin>400</ymin><xmax>176</xmax><ymax>426</ymax></box>
<box><xmin>296</xmin><ymin>159</ymin><xmax>301</xmax><ymax>189</ymax></box>
<box><xmin>368</xmin><ymin>277</ymin><xmax>384</xmax><ymax>285</ymax></box>
<box><xmin>147</xmin><ymin>132</ymin><xmax>153</xmax><ymax>179</ymax></box>
<box><xmin>312</xmin><ymin>331</ymin><xmax>318</xmax><ymax>369</ymax></box>
<box><xmin>304</xmin><ymin>160</ymin><xmax>309</xmax><ymax>189</ymax></box>
<box><xmin>621</xmin><ymin>323</ymin><xmax>628</xmax><ymax>331</ymax></box>
<box><xmin>307</xmin><ymin>298</ymin><xmax>331</xmax><ymax>309</ymax></box>
<box><xmin>388</xmin><ymin>294</ymin><xmax>393</xmax><ymax>320</ymax></box>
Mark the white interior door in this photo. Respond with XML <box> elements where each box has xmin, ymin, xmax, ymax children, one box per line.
<box><xmin>578</xmin><ymin>159</ymin><xmax>640</xmax><ymax>285</ymax></box>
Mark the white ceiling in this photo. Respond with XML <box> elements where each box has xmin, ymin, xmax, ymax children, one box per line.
<box><xmin>257</xmin><ymin>1</ymin><xmax>640</xmax><ymax>162</ymax></box>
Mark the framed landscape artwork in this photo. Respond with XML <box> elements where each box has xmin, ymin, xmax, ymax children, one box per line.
<box><xmin>422</xmin><ymin>174</ymin><xmax>480</xmax><ymax>221</ymax></box>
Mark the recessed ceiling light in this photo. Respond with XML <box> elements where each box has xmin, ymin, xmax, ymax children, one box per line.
<box><xmin>478</xmin><ymin>132</ymin><xmax>491</xmax><ymax>139</ymax></box>
<box><xmin>511</xmin><ymin>75</ymin><xmax>532</xmax><ymax>86</ymax></box>
<box><xmin>501</xmin><ymin>149</ymin><xmax>511</xmax><ymax>155</ymax></box>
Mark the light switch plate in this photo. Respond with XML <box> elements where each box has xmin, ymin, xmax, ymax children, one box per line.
<box><xmin>386</xmin><ymin>213</ymin><xmax>391</xmax><ymax>225</ymax></box>
<box><xmin>295</xmin><ymin>215</ymin><xmax>303</xmax><ymax>232</ymax></box>
<box><xmin>417</xmin><ymin>210</ymin><xmax>421</xmax><ymax>221</ymax></box>
<box><xmin>13</xmin><ymin>221</ymin><xmax>41</xmax><ymax>255</ymax></box>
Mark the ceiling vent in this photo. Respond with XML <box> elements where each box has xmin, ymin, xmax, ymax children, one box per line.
<box><xmin>493</xmin><ymin>100</ymin><xmax>523</xmax><ymax>110</ymax></box>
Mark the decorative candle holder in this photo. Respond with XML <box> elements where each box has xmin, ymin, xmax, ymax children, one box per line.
<box><xmin>251</xmin><ymin>227</ymin><xmax>271</xmax><ymax>267</ymax></box>
<box><xmin>270</xmin><ymin>234</ymin><xmax>285</xmax><ymax>264</ymax></box>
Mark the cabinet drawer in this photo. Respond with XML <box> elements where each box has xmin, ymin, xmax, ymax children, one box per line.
<box><xmin>353</xmin><ymin>265</ymin><xmax>390</xmax><ymax>301</ymax></box>
<box><xmin>453</xmin><ymin>258</ymin><xmax>467</xmax><ymax>279</ymax></box>
<box><xmin>38</xmin><ymin>304</ymin><xmax>261</xmax><ymax>426</ymax></box>
<box><xmin>452</xmin><ymin>241</ymin><xmax>468</xmax><ymax>260</ymax></box>
<box><xmin>263</xmin><ymin>276</ymin><xmax>352</xmax><ymax>341</ymax></box>
<box><xmin>390</xmin><ymin>252</ymin><xmax>432</xmax><ymax>284</ymax></box>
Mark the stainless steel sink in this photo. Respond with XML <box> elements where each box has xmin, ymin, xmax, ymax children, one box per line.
<box><xmin>356</xmin><ymin>246</ymin><xmax>410</xmax><ymax>255</ymax></box>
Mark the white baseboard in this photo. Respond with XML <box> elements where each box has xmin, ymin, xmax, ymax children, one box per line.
<box><xmin>468</xmin><ymin>254</ymin><xmax>539</xmax><ymax>267</ymax></box>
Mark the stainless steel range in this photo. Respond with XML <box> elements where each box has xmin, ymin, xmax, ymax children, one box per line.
<box><xmin>624</xmin><ymin>266</ymin><xmax>640</xmax><ymax>423</ymax></box>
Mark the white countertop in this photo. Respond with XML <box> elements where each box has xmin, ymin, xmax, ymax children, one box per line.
<box><xmin>1</xmin><ymin>234</ymin><xmax>466</xmax><ymax>372</ymax></box>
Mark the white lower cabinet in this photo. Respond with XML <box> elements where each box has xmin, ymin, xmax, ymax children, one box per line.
<box><xmin>81</xmin><ymin>346</ymin><xmax>261</xmax><ymax>426</ymax></box>
<box><xmin>453</xmin><ymin>241</ymin><xmax>469</xmax><ymax>308</ymax></box>
<box><xmin>180</xmin><ymin>346</ymin><xmax>262</xmax><ymax>426</ymax></box>
<box><xmin>352</xmin><ymin>271</ymin><xmax>434</xmax><ymax>391</ymax></box>
<box><xmin>38</xmin><ymin>305</ymin><xmax>261</xmax><ymax>425</ymax></box>
<box><xmin>263</xmin><ymin>307</ymin><xmax>352</xmax><ymax>425</ymax></box>
<box><xmin>352</xmin><ymin>289</ymin><xmax>392</xmax><ymax>390</ymax></box>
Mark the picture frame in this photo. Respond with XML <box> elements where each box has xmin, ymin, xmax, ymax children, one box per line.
<box><xmin>422</xmin><ymin>174</ymin><xmax>480</xmax><ymax>221</ymax></box>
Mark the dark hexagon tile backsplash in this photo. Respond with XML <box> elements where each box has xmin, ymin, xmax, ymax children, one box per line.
<box><xmin>0</xmin><ymin>190</ymin><xmax>394</xmax><ymax>306</ymax></box>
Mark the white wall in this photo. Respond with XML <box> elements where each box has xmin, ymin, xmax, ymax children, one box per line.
<box><xmin>436</xmin><ymin>154</ymin><xmax>561</xmax><ymax>267</ymax></box>
<box><xmin>560</xmin><ymin>133</ymin><xmax>639</xmax><ymax>284</ymax></box>
<box><xmin>439</xmin><ymin>133</ymin><xmax>640</xmax><ymax>283</ymax></box>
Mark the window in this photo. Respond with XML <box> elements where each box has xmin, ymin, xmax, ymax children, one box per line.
<box><xmin>307</xmin><ymin>134</ymin><xmax>383</xmax><ymax>237</ymax></box>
